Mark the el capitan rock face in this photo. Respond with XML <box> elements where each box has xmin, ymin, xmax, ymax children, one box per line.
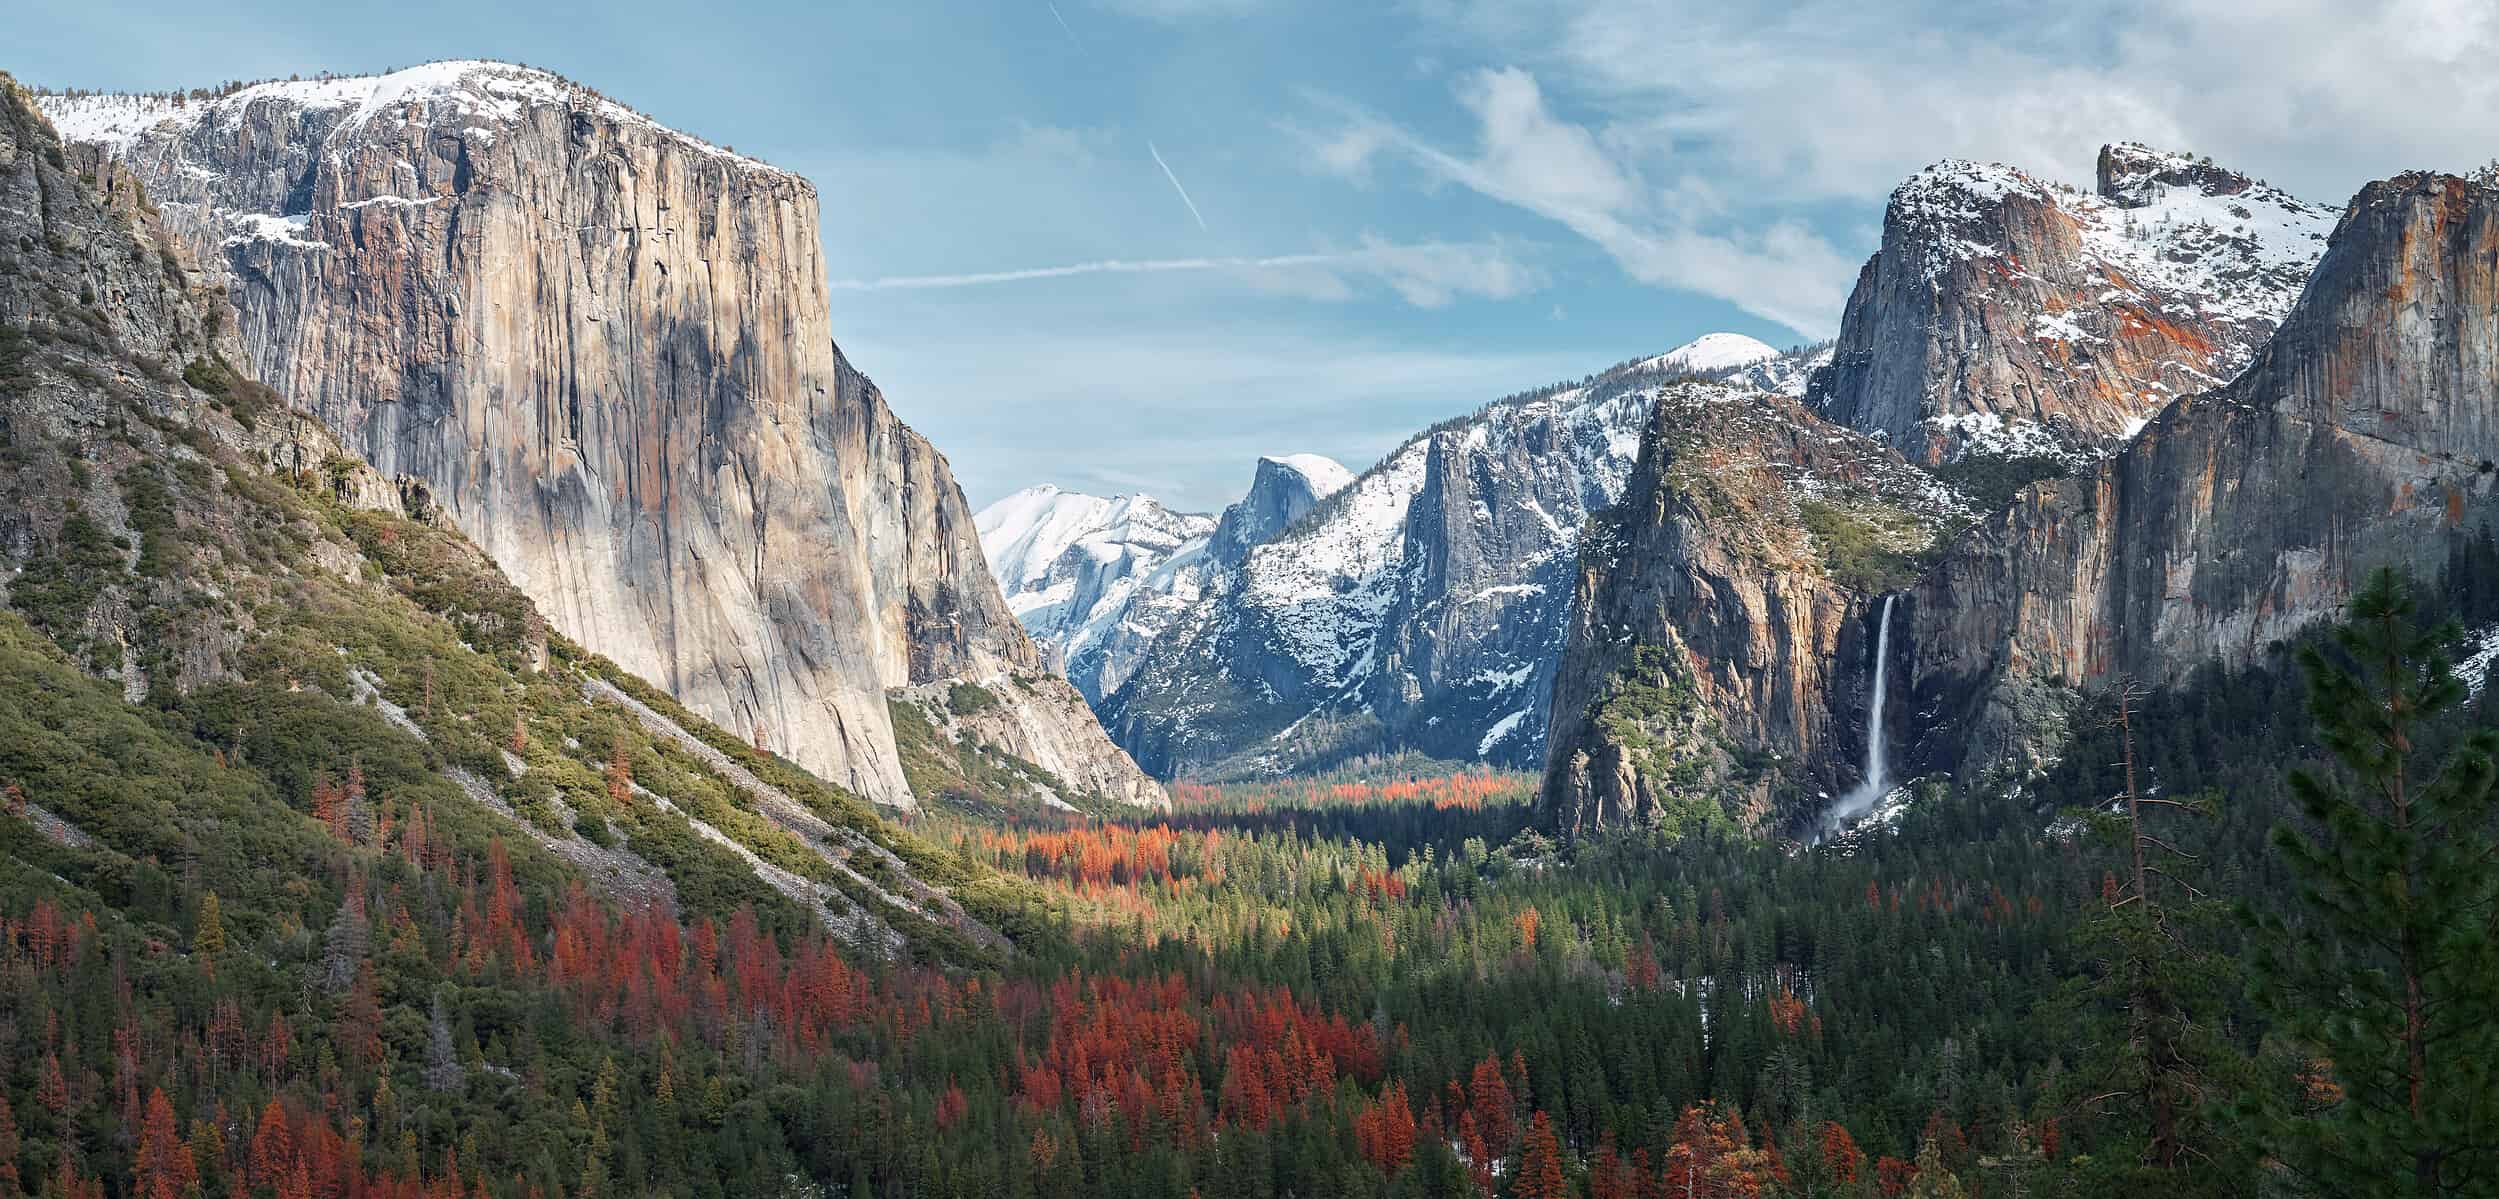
<box><xmin>1903</xmin><ymin>170</ymin><xmax>2499</xmax><ymax>779</ymax></box>
<box><xmin>38</xmin><ymin>63</ymin><xmax>1158</xmax><ymax>808</ymax></box>
<box><xmin>1809</xmin><ymin>144</ymin><xmax>2336</xmax><ymax>465</ymax></box>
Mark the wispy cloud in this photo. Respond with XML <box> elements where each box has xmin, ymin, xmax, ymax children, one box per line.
<box><xmin>1147</xmin><ymin>139</ymin><xmax>1210</xmax><ymax>231</ymax></box>
<box><xmin>1094</xmin><ymin>0</ymin><xmax>1264</xmax><ymax>21</ymax></box>
<box><xmin>1307</xmin><ymin>69</ymin><xmax>1854</xmax><ymax>335</ymax></box>
<box><xmin>848</xmin><ymin>324</ymin><xmax>1594</xmax><ymax>509</ymax></box>
<box><xmin>830</xmin><ymin>239</ymin><xmax>1542</xmax><ymax>308</ymax></box>
<box><xmin>833</xmin><ymin>253</ymin><xmax>1341</xmax><ymax>290</ymax></box>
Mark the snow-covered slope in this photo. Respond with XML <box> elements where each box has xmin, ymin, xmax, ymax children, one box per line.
<box><xmin>1637</xmin><ymin>332</ymin><xmax>1781</xmax><ymax>375</ymax></box>
<box><xmin>976</xmin><ymin>487</ymin><xmax>1216</xmax><ymax>702</ymax></box>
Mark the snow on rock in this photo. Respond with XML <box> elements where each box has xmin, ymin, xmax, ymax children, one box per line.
<box><xmin>1264</xmin><ymin>453</ymin><xmax>1356</xmax><ymax>500</ymax></box>
<box><xmin>1099</xmin><ymin>359</ymin><xmax>1678</xmax><ymax>776</ymax></box>
<box><xmin>1814</xmin><ymin>143</ymin><xmax>2338</xmax><ymax>465</ymax></box>
<box><xmin>35</xmin><ymin>60</ymin><xmax>793</xmax><ymax>177</ymax></box>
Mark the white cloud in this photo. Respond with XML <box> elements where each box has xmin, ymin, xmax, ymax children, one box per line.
<box><xmin>1313</xmin><ymin>0</ymin><xmax>2499</xmax><ymax>334</ymax></box>
<box><xmin>1416</xmin><ymin>0</ymin><xmax>2499</xmax><ymax>204</ymax></box>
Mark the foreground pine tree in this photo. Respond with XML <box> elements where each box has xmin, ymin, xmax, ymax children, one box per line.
<box><xmin>2247</xmin><ymin>567</ymin><xmax>2499</xmax><ymax>1194</ymax></box>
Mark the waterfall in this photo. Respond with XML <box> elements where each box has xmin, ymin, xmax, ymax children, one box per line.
<box><xmin>1826</xmin><ymin>594</ymin><xmax>1897</xmax><ymax>834</ymax></box>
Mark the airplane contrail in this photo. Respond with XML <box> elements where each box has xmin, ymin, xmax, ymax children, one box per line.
<box><xmin>1147</xmin><ymin>140</ymin><xmax>1209</xmax><ymax>232</ymax></box>
<box><xmin>1045</xmin><ymin>2</ymin><xmax>1085</xmax><ymax>53</ymax></box>
<box><xmin>828</xmin><ymin>252</ymin><xmax>1351</xmax><ymax>291</ymax></box>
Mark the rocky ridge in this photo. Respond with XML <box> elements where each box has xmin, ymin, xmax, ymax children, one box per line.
<box><xmin>977</xmin><ymin>485</ymin><xmax>1220</xmax><ymax>702</ymax></box>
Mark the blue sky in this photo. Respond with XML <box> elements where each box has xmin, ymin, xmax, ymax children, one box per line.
<box><xmin>19</xmin><ymin>0</ymin><xmax>2499</xmax><ymax>510</ymax></box>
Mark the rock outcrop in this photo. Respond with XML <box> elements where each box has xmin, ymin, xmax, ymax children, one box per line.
<box><xmin>1904</xmin><ymin>170</ymin><xmax>2499</xmax><ymax>778</ymax></box>
<box><xmin>1538</xmin><ymin>384</ymin><xmax>1967</xmax><ymax>837</ymax></box>
<box><xmin>1809</xmin><ymin>145</ymin><xmax>2337</xmax><ymax>464</ymax></box>
<box><xmin>37</xmin><ymin>62</ymin><xmax>1160</xmax><ymax>808</ymax></box>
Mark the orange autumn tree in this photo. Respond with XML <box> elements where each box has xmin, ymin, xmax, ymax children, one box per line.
<box><xmin>1660</xmin><ymin>1103</ymin><xmax>1776</xmax><ymax>1198</ymax></box>
<box><xmin>1514</xmin><ymin>1110</ymin><xmax>1570</xmax><ymax>1199</ymax></box>
<box><xmin>132</xmin><ymin>1088</ymin><xmax>195</xmax><ymax>1199</ymax></box>
<box><xmin>1818</xmin><ymin>1121</ymin><xmax>1864</xmax><ymax>1186</ymax></box>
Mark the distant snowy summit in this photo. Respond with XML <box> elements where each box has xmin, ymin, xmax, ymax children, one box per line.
<box><xmin>1638</xmin><ymin>333</ymin><xmax>1831</xmax><ymax>398</ymax></box>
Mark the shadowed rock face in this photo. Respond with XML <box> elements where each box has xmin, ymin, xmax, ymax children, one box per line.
<box><xmin>1536</xmin><ymin>384</ymin><xmax>1965</xmax><ymax>838</ymax></box>
<box><xmin>1905</xmin><ymin>171</ymin><xmax>2499</xmax><ymax>778</ymax></box>
<box><xmin>1809</xmin><ymin>145</ymin><xmax>2336</xmax><ymax>465</ymax></box>
<box><xmin>37</xmin><ymin>63</ymin><xmax>1158</xmax><ymax>807</ymax></box>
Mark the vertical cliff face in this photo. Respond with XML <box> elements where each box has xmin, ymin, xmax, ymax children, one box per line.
<box><xmin>1809</xmin><ymin>145</ymin><xmax>2337</xmax><ymax>464</ymax></box>
<box><xmin>1538</xmin><ymin>384</ymin><xmax>1967</xmax><ymax>837</ymax></box>
<box><xmin>1905</xmin><ymin>171</ymin><xmax>2499</xmax><ymax>778</ymax></box>
<box><xmin>38</xmin><ymin>63</ymin><xmax>1158</xmax><ymax>808</ymax></box>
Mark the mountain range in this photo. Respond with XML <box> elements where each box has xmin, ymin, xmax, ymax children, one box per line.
<box><xmin>983</xmin><ymin>333</ymin><xmax>1831</xmax><ymax>778</ymax></box>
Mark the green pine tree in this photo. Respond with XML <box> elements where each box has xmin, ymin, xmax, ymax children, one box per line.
<box><xmin>2247</xmin><ymin>567</ymin><xmax>2499</xmax><ymax>1194</ymax></box>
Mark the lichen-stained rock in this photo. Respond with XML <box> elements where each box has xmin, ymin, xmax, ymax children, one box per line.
<box><xmin>1907</xmin><ymin>171</ymin><xmax>2499</xmax><ymax>779</ymax></box>
<box><xmin>1538</xmin><ymin>383</ymin><xmax>1966</xmax><ymax>838</ymax></box>
<box><xmin>1810</xmin><ymin>144</ymin><xmax>2337</xmax><ymax>464</ymax></box>
<box><xmin>37</xmin><ymin>62</ymin><xmax>1160</xmax><ymax>808</ymax></box>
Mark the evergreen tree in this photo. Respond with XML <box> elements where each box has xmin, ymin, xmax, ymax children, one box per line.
<box><xmin>2247</xmin><ymin>567</ymin><xmax>2499</xmax><ymax>1194</ymax></box>
<box><xmin>192</xmin><ymin>890</ymin><xmax>226</xmax><ymax>964</ymax></box>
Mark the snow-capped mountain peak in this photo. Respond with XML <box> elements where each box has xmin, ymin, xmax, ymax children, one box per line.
<box><xmin>1639</xmin><ymin>332</ymin><xmax>1782</xmax><ymax>376</ymax></box>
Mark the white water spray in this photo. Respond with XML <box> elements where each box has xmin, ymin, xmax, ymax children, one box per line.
<box><xmin>1826</xmin><ymin>594</ymin><xmax>1897</xmax><ymax>834</ymax></box>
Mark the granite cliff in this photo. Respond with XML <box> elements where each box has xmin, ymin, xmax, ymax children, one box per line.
<box><xmin>1903</xmin><ymin>169</ymin><xmax>2499</xmax><ymax>779</ymax></box>
<box><xmin>1543</xmin><ymin>163</ymin><xmax>2498</xmax><ymax>837</ymax></box>
<box><xmin>37</xmin><ymin>62</ymin><xmax>1159</xmax><ymax>809</ymax></box>
<box><xmin>0</xmin><ymin>73</ymin><xmax>1023</xmax><ymax>955</ymax></box>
